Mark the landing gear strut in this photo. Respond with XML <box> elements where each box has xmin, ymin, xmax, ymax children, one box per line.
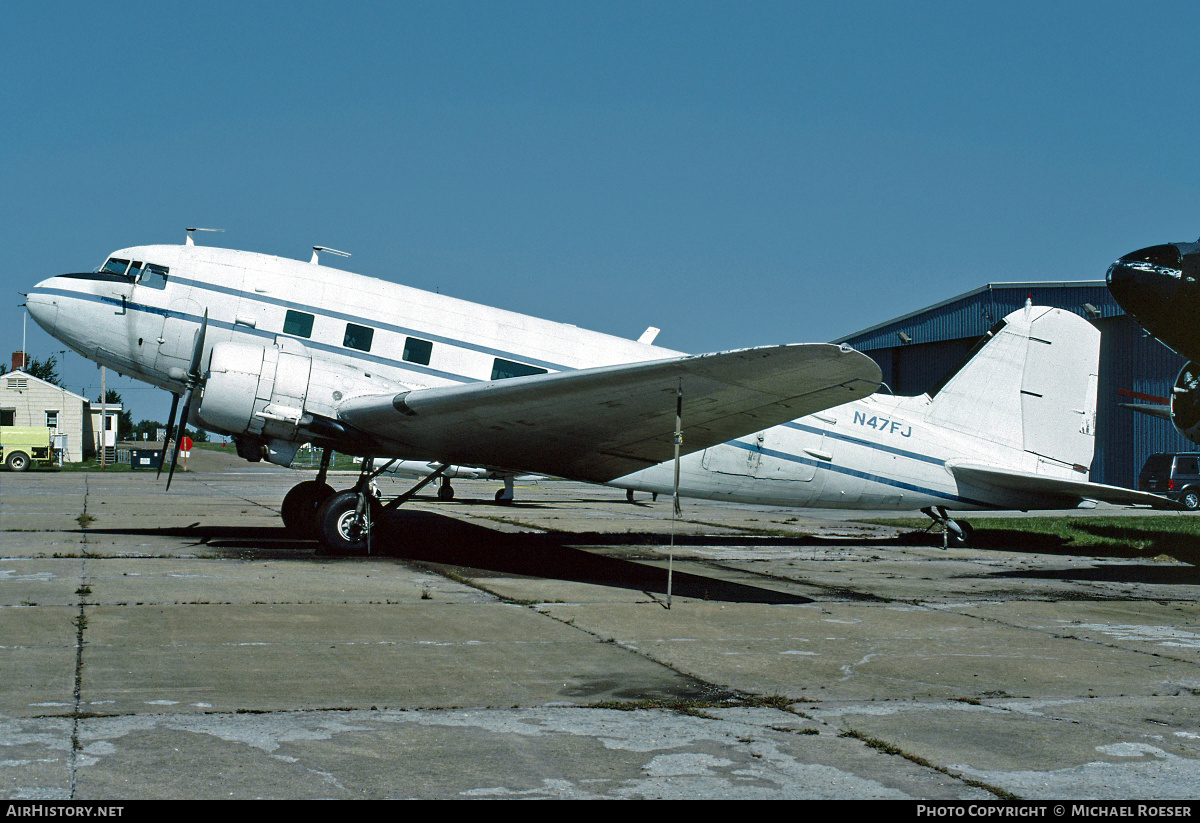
<box><xmin>314</xmin><ymin>458</ymin><xmax>452</xmax><ymax>554</ymax></box>
<box><xmin>922</xmin><ymin>506</ymin><xmax>973</xmax><ymax>548</ymax></box>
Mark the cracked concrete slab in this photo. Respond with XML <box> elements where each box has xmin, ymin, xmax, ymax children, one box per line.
<box><xmin>2</xmin><ymin>466</ymin><xmax>1198</xmax><ymax>799</ymax></box>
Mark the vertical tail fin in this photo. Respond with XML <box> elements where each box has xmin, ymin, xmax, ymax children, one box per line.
<box><xmin>922</xmin><ymin>306</ymin><xmax>1099</xmax><ymax>476</ymax></box>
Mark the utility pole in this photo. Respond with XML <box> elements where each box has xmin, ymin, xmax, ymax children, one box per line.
<box><xmin>99</xmin><ymin>366</ymin><xmax>106</xmax><ymax>469</ymax></box>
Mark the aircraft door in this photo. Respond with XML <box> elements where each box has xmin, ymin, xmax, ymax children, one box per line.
<box><xmin>701</xmin><ymin>434</ymin><xmax>763</xmax><ymax>477</ymax></box>
<box><xmin>755</xmin><ymin>424</ymin><xmax>824</xmax><ymax>483</ymax></box>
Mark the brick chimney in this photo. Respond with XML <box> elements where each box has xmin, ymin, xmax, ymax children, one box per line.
<box><xmin>11</xmin><ymin>351</ymin><xmax>26</xmax><ymax>372</ymax></box>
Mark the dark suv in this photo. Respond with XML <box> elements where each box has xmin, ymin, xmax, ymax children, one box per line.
<box><xmin>1138</xmin><ymin>453</ymin><xmax>1200</xmax><ymax>510</ymax></box>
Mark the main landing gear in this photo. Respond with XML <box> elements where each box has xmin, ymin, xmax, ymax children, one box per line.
<box><xmin>303</xmin><ymin>457</ymin><xmax>449</xmax><ymax>554</ymax></box>
<box><xmin>281</xmin><ymin>456</ymin><xmax>522</xmax><ymax>554</ymax></box>
<box><xmin>921</xmin><ymin>506</ymin><xmax>974</xmax><ymax>548</ymax></box>
<box><xmin>281</xmin><ymin>448</ymin><xmax>335</xmax><ymax>536</ymax></box>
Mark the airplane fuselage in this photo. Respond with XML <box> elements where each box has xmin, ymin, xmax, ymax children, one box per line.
<box><xmin>28</xmin><ymin>243</ymin><xmax>1098</xmax><ymax>514</ymax></box>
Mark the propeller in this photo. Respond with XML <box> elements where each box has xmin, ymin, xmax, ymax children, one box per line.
<box><xmin>165</xmin><ymin>310</ymin><xmax>208</xmax><ymax>490</ymax></box>
<box><xmin>156</xmin><ymin>392</ymin><xmax>180</xmax><ymax>480</ymax></box>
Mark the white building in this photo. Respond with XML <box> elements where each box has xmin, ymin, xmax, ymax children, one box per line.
<box><xmin>0</xmin><ymin>370</ymin><xmax>121</xmax><ymax>463</ymax></box>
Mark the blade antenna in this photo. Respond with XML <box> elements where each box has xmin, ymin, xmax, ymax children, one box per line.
<box><xmin>167</xmin><ymin>310</ymin><xmax>208</xmax><ymax>490</ymax></box>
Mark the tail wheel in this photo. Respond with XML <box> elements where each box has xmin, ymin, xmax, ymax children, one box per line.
<box><xmin>946</xmin><ymin>520</ymin><xmax>974</xmax><ymax>548</ymax></box>
<box><xmin>316</xmin><ymin>490</ymin><xmax>383</xmax><ymax>554</ymax></box>
<box><xmin>281</xmin><ymin>481</ymin><xmax>335</xmax><ymax>535</ymax></box>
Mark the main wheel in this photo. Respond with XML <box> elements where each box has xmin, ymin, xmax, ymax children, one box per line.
<box><xmin>316</xmin><ymin>490</ymin><xmax>383</xmax><ymax>554</ymax></box>
<box><xmin>437</xmin><ymin>482</ymin><xmax>455</xmax><ymax>501</ymax></box>
<box><xmin>281</xmin><ymin>481</ymin><xmax>335</xmax><ymax>535</ymax></box>
<box><xmin>5</xmin><ymin>451</ymin><xmax>29</xmax><ymax>472</ymax></box>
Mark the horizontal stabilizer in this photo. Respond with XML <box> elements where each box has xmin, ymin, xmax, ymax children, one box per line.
<box><xmin>337</xmin><ymin>343</ymin><xmax>880</xmax><ymax>483</ymax></box>
<box><xmin>949</xmin><ymin>462</ymin><xmax>1180</xmax><ymax>510</ymax></box>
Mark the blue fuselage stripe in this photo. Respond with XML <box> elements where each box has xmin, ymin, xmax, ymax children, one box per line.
<box><xmin>780</xmin><ymin>420</ymin><xmax>945</xmax><ymax>466</ymax></box>
<box><xmin>725</xmin><ymin>440</ymin><xmax>990</xmax><ymax>508</ymax></box>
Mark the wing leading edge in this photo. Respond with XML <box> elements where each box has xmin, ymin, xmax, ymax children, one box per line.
<box><xmin>337</xmin><ymin>344</ymin><xmax>881</xmax><ymax>483</ymax></box>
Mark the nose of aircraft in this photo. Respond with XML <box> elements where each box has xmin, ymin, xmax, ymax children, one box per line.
<box><xmin>25</xmin><ymin>277</ymin><xmax>61</xmax><ymax>331</ymax></box>
<box><xmin>1106</xmin><ymin>244</ymin><xmax>1182</xmax><ymax>326</ymax></box>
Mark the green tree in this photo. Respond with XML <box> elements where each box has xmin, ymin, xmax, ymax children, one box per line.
<box><xmin>0</xmin><ymin>354</ymin><xmax>61</xmax><ymax>385</ymax></box>
<box><xmin>134</xmin><ymin>419</ymin><xmax>164</xmax><ymax>441</ymax></box>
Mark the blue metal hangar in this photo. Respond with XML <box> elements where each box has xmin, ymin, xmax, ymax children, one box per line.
<box><xmin>833</xmin><ymin>280</ymin><xmax>1191</xmax><ymax>489</ymax></box>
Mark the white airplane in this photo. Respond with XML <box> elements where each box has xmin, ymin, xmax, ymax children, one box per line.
<box><xmin>25</xmin><ymin>233</ymin><xmax>1173</xmax><ymax>553</ymax></box>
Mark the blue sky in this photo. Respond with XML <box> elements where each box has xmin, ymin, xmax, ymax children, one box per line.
<box><xmin>4</xmin><ymin>1</ymin><xmax>1199</xmax><ymax>423</ymax></box>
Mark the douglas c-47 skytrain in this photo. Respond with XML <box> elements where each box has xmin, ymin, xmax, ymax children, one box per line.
<box><xmin>25</xmin><ymin>231</ymin><xmax>1174</xmax><ymax>553</ymax></box>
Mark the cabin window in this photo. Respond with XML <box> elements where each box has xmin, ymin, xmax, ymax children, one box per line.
<box><xmin>491</xmin><ymin>358</ymin><xmax>548</xmax><ymax>381</ymax></box>
<box><xmin>284</xmin><ymin>310</ymin><xmax>315</xmax><ymax>338</ymax></box>
<box><xmin>343</xmin><ymin>323</ymin><xmax>374</xmax><ymax>352</ymax></box>
<box><xmin>138</xmin><ymin>263</ymin><xmax>169</xmax><ymax>289</ymax></box>
<box><xmin>402</xmin><ymin>337</ymin><xmax>433</xmax><ymax>366</ymax></box>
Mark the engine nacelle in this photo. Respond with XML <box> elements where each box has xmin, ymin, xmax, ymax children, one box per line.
<box><xmin>1172</xmin><ymin>361</ymin><xmax>1200</xmax><ymax>444</ymax></box>
<box><xmin>196</xmin><ymin>340</ymin><xmax>314</xmax><ymax>463</ymax></box>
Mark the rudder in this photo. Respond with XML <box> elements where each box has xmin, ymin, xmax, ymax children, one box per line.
<box><xmin>922</xmin><ymin>305</ymin><xmax>1099</xmax><ymax>477</ymax></box>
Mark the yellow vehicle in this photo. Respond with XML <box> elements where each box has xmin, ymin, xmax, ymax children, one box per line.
<box><xmin>0</xmin><ymin>426</ymin><xmax>54</xmax><ymax>471</ymax></box>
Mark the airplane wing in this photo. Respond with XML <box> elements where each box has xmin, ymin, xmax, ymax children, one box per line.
<box><xmin>337</xmin><ymin>344</ymin><xmax>880</xmax><ymax>483</ymax></box>
<box><xmin>948</xmin><ymin>463</ymin><xmax>1181</xmax><ymax>510</ymax></box>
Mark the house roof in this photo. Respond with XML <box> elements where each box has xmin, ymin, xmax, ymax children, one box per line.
<box><xmin>3</xmin><ymin>371</ymin><xmax>122</xmax><ymax>409</ymax></box>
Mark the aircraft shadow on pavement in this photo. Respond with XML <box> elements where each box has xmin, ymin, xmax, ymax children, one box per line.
<box><xmin>80</xmin><ymin>512</ymin><xmax>817</xmax><ymax>605</ymax></box>
<box><xmin>958</xmin><ymin>525</ymin><xmax>1200</xmax><ymax>567</ymax></box>
<box><xmin>371</xmin><ymin>510</ymin><xmax>813</xmax><ymax>604</ymax></box>
<box><xmin>989</xmin><ymin>564</ymin><xmax>1200</xmax><ymax>586</ymax></box>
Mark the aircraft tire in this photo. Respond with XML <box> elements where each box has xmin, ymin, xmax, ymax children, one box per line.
<box><xmin>5</xmin><ymin>451</ymin><xmax>30</xmax><ymax>472</ymax></box>
<box><xmin>946</xmin><ymin>520</ymin><xmax>973</xmax><ymax>548</ymax></box>
<box><xmin>494</xmin><ymin>488</ymin><xmax>513</xmax><ymax>505</ymax></box>
<box><xmin>316</xmin><ymin>490</ymin><xmax>382</xmax><ymax>555</ymax></box>
<box><xmin>281</xmin><ymin>481</ymin><xmax>335</xmax><ymax>535</ymax></box>
<box><xmin>437</xmin><ymin>483</ymin><xmax>455</xmax><ymax>501</ymax></box>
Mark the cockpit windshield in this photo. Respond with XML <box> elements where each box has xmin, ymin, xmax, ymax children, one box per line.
<box><xmin>95</xmin><ymin>257</ymin><xmax>169</xmax><ymax>288</ymax></box>
<box><xmin>101</xmin><ymin>258</ymin><xmax>131</xmax><ymax>277</ymax></box>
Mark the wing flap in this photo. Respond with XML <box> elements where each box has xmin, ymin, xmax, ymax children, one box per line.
<box><xmin>949</xmin><ymin>462</ymin><xmax>1180</xmax><ymax>510</ymax></box>
<box><xmin>338</xmin><ymin>344</ymin><xmax>880</xmax><ymax>482</ymax></box>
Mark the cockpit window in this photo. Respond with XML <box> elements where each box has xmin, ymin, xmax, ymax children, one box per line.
<box><xmin>138</xmin><ymin>263</ymin><xmax>169</xmax><ymax>289</ymax></box>
<box><xmin>101</xmin><ymin>258</ymin><xmax>131</xmax><ymax>277</ymax></box>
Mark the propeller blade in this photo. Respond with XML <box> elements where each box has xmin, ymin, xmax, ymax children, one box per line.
<box><xmin>165</xmin><ymin>388</ymin><xmax>193</xmax><ymax>491</ymax></box>
<box><xmin>189</xmin><ymin>310</ymin><xmax>209</xmax><ymax>379</ymax></box>
<box><xmin>157</xmin><ymin>392</ymin><xmax>180</xmax><ymax>479</ymax></box>
<box><xmin>166</xmin><ymin>309</ymin><xmax>209</xmax><ymax>491</ymax></box>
